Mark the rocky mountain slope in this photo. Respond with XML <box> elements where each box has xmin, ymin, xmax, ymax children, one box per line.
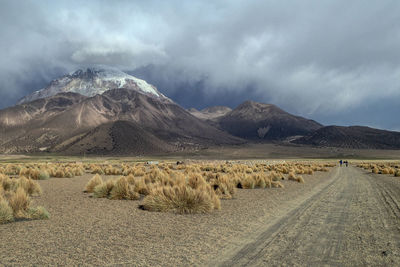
<box><xmin>216</xmin><ymin>101</ymin><xmax>322</xmax><ymax>140</ymax></box>
<box><xmin>2</xmin><ymin>67</ymin><xmax>400</xmax><ymax>154</ymax></box>
<box><xmin>0</xmin><ymin>69</ymin><xmax>242</xmax><ymax>154</ymax></box>
<box><xmin>189</xmin><ymin>106</ymin><xmax>232</xmax><ymax>121</ymax></box>
<box><xmin>292</xmin><ymin>126</ymin><xmax>400</xmax><ymax>149</ymax></box>
<box><xmin>18</xmin><ymin>67</ymin><xmax>170</xmax><ymax>104</ymax></box>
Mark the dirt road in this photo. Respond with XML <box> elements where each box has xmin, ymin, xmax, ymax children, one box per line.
<box><xmin>217</xmin><ymin>166</ymin><xmax>400</xmax><ymax>266</ymax></box>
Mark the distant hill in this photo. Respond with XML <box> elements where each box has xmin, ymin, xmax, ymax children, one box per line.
<box><xmin>52</xmin><ymin>120</ymin><xmax>175</xmax><ymax>155</ymax></box>
<box><xmin>216</xmin><ymin>101</ymin><xmax>322</xmax><ymax>140</ymax></box>
<box><xmin>292</xmin><ymin>126</ymin><xmax>400</xmax><ymax>149</ymax></box>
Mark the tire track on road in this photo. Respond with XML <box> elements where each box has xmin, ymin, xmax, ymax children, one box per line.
<box><xmin>217</xmin><ymin>166</ymin><xmax>400</xmax><ymax>266</ymax></box>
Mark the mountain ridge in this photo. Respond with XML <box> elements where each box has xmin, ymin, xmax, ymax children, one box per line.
<box><xmin>18</xmin><ymin>67</ymin><xmax>171</xmax><ymax>104</ymax></box>
<box><xmin>1</xmin><ymin>67</ymin><xmax>399</xmax><ymax>154</ymax></box>
<box><xmin>217</xmin><ymin>100</ymin><xmax>322</xmax><ymax>140</ymax></box>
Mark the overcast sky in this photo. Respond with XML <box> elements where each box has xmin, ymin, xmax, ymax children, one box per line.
<box><xmin>1</xmin><ymin>0</ymin><xmax>400</xmax><ymax>130</ymax></box>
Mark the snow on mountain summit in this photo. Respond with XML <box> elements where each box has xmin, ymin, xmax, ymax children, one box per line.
<box><xmin>18</xmin><ymin>67</ymin><xmax>168</xmax><ymax>104</ymax></box>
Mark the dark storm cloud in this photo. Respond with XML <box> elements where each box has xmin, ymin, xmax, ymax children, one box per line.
<box><xmin>1</xmin><ymin>0</ymin><xmax>400</xmax><ymax>129</ymax></box>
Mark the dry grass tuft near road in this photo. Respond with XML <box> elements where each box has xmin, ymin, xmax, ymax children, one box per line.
<box><xmin>357</xmin><ymin>161</ymin><xmax>400</xmax><ymax>177</ymax></box>
<box><xmin>0</xmin><ymin>174</ymin><xmax>49</xmax><ymax>224</ymax></box>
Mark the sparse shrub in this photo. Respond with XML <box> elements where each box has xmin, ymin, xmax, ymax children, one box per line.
<box><xmin>142</xmin><ymin>183</ymin><xmax>219</xmax><ymax>214</ymax></box>
<box><xmin>8</xmin><ymin>187</ymin><xmax>30</xmax><ymax>218</ymax></box>
<box><xmin>271</xmin><ymin>181</ymin><xmax>284</xmax><ymax>188</ymax></box>
<box><xmin>109</xmin><ymin>177</ymin><xmax>139</xmax><ymax>200</ymax></box>
<box><xmin>54</xmin><ymin>169</ymin><xmax>65</xmax><ymax>178</ymax></box>
<box><xmin>187</xmin><ymin>173</ymin><xmax>207</xmax><ymax>189</ymax></box>
<box><xmin>85</xmin><ymin>174</ymin><xmax>103</xmax><ymax>193</ymax></box>
<box><xmin>28</xmin><ymin>206</ymin><xmax>50</xmax><ymax>220</ymax></box>
<box><xmin>0</xmin><ymin>199</ymin><xmax>14</xmax><ymax>224</ymax></box>
<box><xmin>288</xmin><ymin>172</ymin><xmax>297</xmax><ymax>181</ymax></box>
<box><xmin>91</xmin><ymin>166</ymin><xmax>104</xmax><ymax>175</ymax></box>
<box><xmin>38</xmin><ymin>170</ymin><xmax>50</xmax><ymax>180</ymax></box>
<box><xmin>93</xmin><ymin>179</ymin><xmax>115</xmax><ymax>198</ymax></box>
<box><xmin>134</xmin><ymin>169</ymin><xmax>145</xmax><ymax>177</ymax></box>
<box><xmin>18</xmin><ymin>177</ymin><xmax>42</xmax><ymax>196</ymax></box>
<box><xmin>133</xmin><ymin>177</ymin><xmax>151</xmax><ymax>195</ymax></box>
<box><xmin>65</xmin><ymin>171</ymin><xmax>74</xmax><ymax>178</ymax></box>
<box><xmin>240</xmin><ymin>174</ymin><xmax>255</xmax><ymax>189</ymax></box>
<box><xmin>381</xmin><ymin>168</ymin><xmax>390</xmax><ymax>175</ymax></box>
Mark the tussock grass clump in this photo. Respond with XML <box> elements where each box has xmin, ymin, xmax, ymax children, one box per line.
<box><xmin>236</xmin><ymin>174</ymin><xmax>255</xmax><ymax>189</ymax></box>
<box><xmin>93</xmin><ymin>179</ymin><xmax>115</xmax><ymax>198</ymax></box>
<box><xmin>271</xmin><ymin>181</ymin><xmax>284</xmax><ymax>188</ymax></box>
<box><xmin>288</xmin><ymin>172</ymin><xmax>297</xmax><ymax>181</ymax></box>
<box><xmin>38</xmin><ymin>170</ymin><xmax>50</xmax><ymax>180</ymax></box>
<box><xmin>85</xmin><ymin>174</ymin><xmax>103</xmax><ymax>193</ymax></box>
<box><xmin>0</xmin><ymin>199</ymin><xmax>14</xmax><ymax>224</ymax></box>
<box><xmin>381</xmin><ymin>168</ymin><xmax>390</xmax><ymax>175</ymax></box>
<box><xmin>395</xmin><ymin>170</ymin><xmax>400</xmax><ymax>177</ymax></box>
<box><xmin>8</xmin><ymin>187</ymin><xmax>31</xmax><ymax>218</ymax></box>
<box><xmin>288</xmin><ymin>172</ymin><xmax>305</xmax><ymax>183</ymax></box>
<box><xmin>109</xmin><ymin>177</ymin><xmax>139</xmax><ymax>200</ymax></box>
<box><xmin>142</xmin><ymin>183</ymin><xmax>219</xmax><ymax>214</ymax></box>
<box><xmin>209</xmin><ymin>174</ymin><xmax>237</xmax><ymax>199</ymax></box>
<box><xmin>187</xmin><ymin>173</ymin><xmax>208</xmax><ymax>189</ymax></box>
<box><xmin>129</xmin><ymin>177</ymin><xmax>151</xmax><ymax>195</ymax></box>
<box><xmin>18</xmin><ymin>177</ymin><xmax>42</xmax><ymax>196</ymax></box>
<box><xmin>91</xmin><ymin>166</ymin><xmax>105</xmax><ymax>175</ymax></box>
<box><xmin>27</xmin><ymin>206</ymin><xmax>50</xmax><ymax>220</ymax></box>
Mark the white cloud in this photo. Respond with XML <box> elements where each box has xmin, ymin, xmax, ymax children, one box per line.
<box><xmin>1</xmin><ymin>0</ymin><xmax>400</xmax><ymax>129</ymax></box>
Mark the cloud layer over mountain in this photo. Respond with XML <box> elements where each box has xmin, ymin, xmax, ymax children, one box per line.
<box><xmin>1</xmin><ymin>0</ymin><xmax>400</xmax><ymax>129</ymax></box>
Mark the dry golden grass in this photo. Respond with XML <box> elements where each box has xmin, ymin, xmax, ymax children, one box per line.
<box><xmin>28</xmin><ymin>206</ymin><xmax>50</xmax><ymax>220</ymax></box>
<box><xmin>8</xmin><ymin>187</ymin><xmax>31</xmax><ymax>218</ymax></box>
<box><xmin>0</xmin><ymin>172</ymin><xmax>50</xmax><ymax>224</ymax></box>
<box><xmin>85</xmin><ymin>174</ymin><xmax>103</xmax><ymax>193</ymax></box>
<box><xmin>142</xmin><ymin>183</ymin><xmax>219</xmax><ymax>214</ymax></box>
<box><xmin>0</xmin><ymin>199</ymin><xmax>14</xmax><ymax>224</ymax></box>
<box><xmin>17</xmin><ymin>177</ymin><xmax>42</xmax><ymax>196</ymax></box>
<box><xmin>271</xmin><ymin>181</ymin><xmax>284</xmax><ymax>188</ymax></box>
<box><xmin>109</xmin><ymin>177</ymin><xmax>140</xmax><ymax>200</ymax></box>
<box><xmin>357</xmin><ymin>161</ymin><xmax>400</xmax><ymax>177</ymax></box>
<box><xmin>93</xmin><ymin>179</ymin><xmax>116</xmax><ymax>198</ymax></box>
<box><xmin>4</xmin><ymin>160</ymin><xmax>334</xmax><ymax>216</ymax></box>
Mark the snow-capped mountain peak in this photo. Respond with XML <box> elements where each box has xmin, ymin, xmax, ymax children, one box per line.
<box><xmin>18</xmin><ymin>67</ymin><xmax>168</xmax><ymax>104</ymax></box>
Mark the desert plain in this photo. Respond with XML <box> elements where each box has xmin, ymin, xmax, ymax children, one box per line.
<box><xmin>1</xmin><ymin>145</ymin><xmax>399</xmax><ymax>266</ymax></box>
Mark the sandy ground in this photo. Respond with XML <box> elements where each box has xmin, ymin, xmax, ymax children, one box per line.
<box><xmin>1</xmin><ymin>166</ymin><xmax>399</xmax><ymax>266</ymax></box>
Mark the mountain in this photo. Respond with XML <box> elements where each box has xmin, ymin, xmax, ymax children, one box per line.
<box><xmin>189</xmin><ymin>106</ymin><xmax>232</xmax><ymax>121</ymax></box>
<box><xmin>3</xmin><ymin>67</ymin><xmax>400</xmax><ymax>154</ymax></box>
<box><xmin>18</xmin><ymin>67</ymin><xmax>170</xmax><ymax>104</ymax></box>
<box><xmin>53</xmin><ymin>121</ymin><xmax>175</xmax><ymax>155</ymax></box>
<box><xmin>216</xmin><ymin>101</ymin><xmax>322</xmax><ymax>140</ymax></box>
<box><xmin>292</xmin><ymin>126</ymin><xmax>400</xmax><ymax>149</ymax></box>
<box><xmin>0</xmin><ymin>69</ymin><xmax>242</xmax><ymax>154</ymax></box>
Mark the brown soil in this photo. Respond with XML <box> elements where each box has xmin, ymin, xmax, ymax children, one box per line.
<box><xmin>1</xmin><ymin>166</ymin><xmax>399</xmax><ymax>266</ymax></box>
